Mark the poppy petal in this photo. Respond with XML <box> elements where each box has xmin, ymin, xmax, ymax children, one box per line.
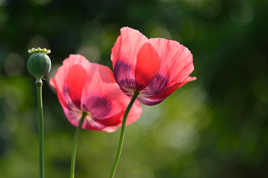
<box><xmin>111</xmin><ymin>27</ymin><xmax>148</xmax><ymax>68</ymax></box>
<box><xmin>135</xmin><ymin>43</ymin><xmax>161</xmax><ymax>90</ymax></box>
<box><xmin>82</xmin><ymin>116</ymin><xmax>118</xmax><ymax>132</ymax></box>
<box><xmin>65</xmin><ymin>64</ymin><xmax>88</xmax><ymax>108</ymax></box>
<box><xmin>139</xmin><ymin>73</ymin><xmax>169</xmax><ymax>98</ymax></box>
<box><xmin>50</xmin><ymin>78</ymin><xmax>71</xmax><ymax>110</ymax></box>
<box><xmin>92</xmin><ymin>88</ymin><xmax>142</xmax><ymax>127</ymax></box>
<box><xmin>113</xmin><ymin>60</ymin><xmax>137</xmax><ymax>94</ymax></box>
<box><xmin>111</xmin><ymin>27</ymin><xmax>148</xmax><ymax>92</ymax></box>
<box><xmin>138</xmin><ymin>76</ymin><xmax>196</xmax><ymax>105</ymax></box>
<box><xmin>149</xmin><ymin>38</ymin><xmax>195</xmax><ymax>86</ymax></box>
<box><xmin>50</xmin><ymin>54</ymin><xmax>90</xmax><ymax>110</ymax></box>
<box><xmin>51</xmin><ymin>54</ymin><xmax>142</xmax><ymax>131</ymax></box>
<box><xmin>81</xmin><ymin>63</ymin><xmax>121</xmax><ymax>117</ymax></box>
<box><xmin>51</xmin><ymin>77</ymin><xmax>82</xmax><ymax>128</ymax></box>
<box><xmin>81</xmin><ymin>63</ymin><xmax>142</xmax><ymax>130</ymax></box>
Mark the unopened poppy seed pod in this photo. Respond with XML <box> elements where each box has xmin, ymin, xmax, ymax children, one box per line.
<box><xmin>27</xmin><ymin>48</ymin><xmax>51</xmax><ymax>80</ymax></box>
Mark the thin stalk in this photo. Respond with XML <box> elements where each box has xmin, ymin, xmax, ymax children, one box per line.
<box><xmin>36</xmin><ymin>79</ymin><xmax>45</xmax><ymax>178</ymax></box>
<box><xmin>109</xmin><ymin>91</ymin><xmax>139</xmax><ymax>178</ymax></box>
<box><xmin>70</xmin><ymin>112</ymin><xmax>87</xmax><ymax>178</ymax></box>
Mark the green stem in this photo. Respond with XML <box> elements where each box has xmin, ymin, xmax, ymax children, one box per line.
<box><xmin>70</xmin><ymin>112</ymin><xmax>87</xmax><ymax>178</ymax></box>
<box><xmin>109</xmin><ymin>91</ymin><xmax>139</xmax><ymax>178</ymax></box>
<box><xmin>36</xmin><ymin>79</ymin><xmax>45</xmax><ymax>178</ymax></box>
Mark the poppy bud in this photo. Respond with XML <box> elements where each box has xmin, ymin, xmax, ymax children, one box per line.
<box><xmin>27</xmin><ymin>48</ymin><xmax>51</xmax><ymax>80</ymax></box>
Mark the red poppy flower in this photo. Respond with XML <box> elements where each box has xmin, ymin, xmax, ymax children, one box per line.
<box><xmin>111</xmin><ymin>27</ymin><xmax>197</xmax><ymax>105</ymax></box>
<box><xmin>50</xmin><ymin>55</ymin><xmax>142</xmax><ymax>132</ymax></box>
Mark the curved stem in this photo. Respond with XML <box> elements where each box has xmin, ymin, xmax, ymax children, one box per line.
<box><xmin>70</xmin><ymin>112</ymin><xmax>87</xmax><ymax>178</ymax></box>
<box><xmin>36</xmin><ymin>79</ymin><xmax>45</xmax><ymax>178</ymax></box>
<box><xmin>109</xmin><ymin>91</ymin><xmax>139</xmax><ymax>178</ymax></box>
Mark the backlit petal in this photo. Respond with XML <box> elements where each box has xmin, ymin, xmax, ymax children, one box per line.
<box><xmin>51</xmin><ymin>54</ymin><xmax>142</xmax><ymax>131</ymax></box>
<box><xmin>81</xmin><ymin>63</ymin><xmax>142</xmax><ymax>130</ymax></box>
<box><xmin>149</xmin><ymin>38</ymin><xmax>195</xmax><ymax>86</ymax></box>
<box><xmin>111</xmin><ymin>27</ymin><xmax>148</xmax><ymax>68</ymax></box>
<box><xmin>50</xmin><ymin>54</ymin><xmax>90</xmax><ymax>107</ymax></box>
<box><xmin>138</xmin><ymin>76</ymin><xmax>196</xmax><ymax>105</ymax></box>
<box><xmin>66</xmin><ymin>64</ymin><xmax>87</xmax><ymax>108</ymax></box>
<box><xmin>135</xmin><ymin>43</ymin><xmax>160</xmax><ymax>90</ymax></box>
<box><xmin>111</xmin><ymin>27</ymin><xmax>148</xmax><ymax>92</ymax></box>
<box><xmin>82</xmin><ymin>116</ymin><xmax>118</xmax><ymax>132</ymax></box>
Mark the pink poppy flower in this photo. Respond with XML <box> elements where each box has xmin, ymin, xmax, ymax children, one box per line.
<box><xmin>111</xmin><ymin>27</ymin><xmax>197</xmax><ymax>105</ymax></box>
<box><xmin>50</xmin><ymin>54</ymin><xmax>142</xmax><ymax>132</ymax></box>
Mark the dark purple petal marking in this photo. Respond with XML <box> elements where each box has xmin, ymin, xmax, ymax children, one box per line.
<box><xmin>114</xmin><ymin>60</ymin><xmax>137</xmax><ymax>93</ymax></box>
<box><xmin>82</xmin><ymin>96</ymin><xmax>111</xmax><ymax>119</ymax></box>
<box><xmin>141</xmin><ymin>74</ymin><xmax>169</xmax><ymax>97</ymax></box>
<box><xmin>63</xmin><ymin>85</ymin><xmax>80</xmax><ymax>109</ymax></box>
<box><xmin>66</xmin><ymin>109</ymin><xmax>81</xmax><ymax>121</ymax></box>
<box><xmin>138</xmin><ymin>97</ymin><xmax>165</xmax><ymax>105</ymax></box>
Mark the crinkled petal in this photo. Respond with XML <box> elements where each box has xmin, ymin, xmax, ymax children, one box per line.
<box><xmin>50</xmin><ymin>54</ymin><xmax>90</xmax><ymax>110</ymax></box>
<box><xmin>81</xmin><ymin>63</ymin><xmax>142</xmax><ymax>131</ymax></box>
<box><xmin>111</xmin><ymin>27</ymin><xmax>148</xmax><ymax>68</ymax></box>
<box><xmin>111</xmin><ymin>27</ymin><xmax>148</xmax><ymax>92</ymax></box>
<box><xmin>50</xmin><ymin>55</ymin><xmax>113</xmax><ymax>132</ymax></box>
<box><xmin>82</xmin><ymin>116</ymin><xmax>118</xmax><ymax>133</ymax></box>
<box><xmin>149</xmin><ymin>38</ymin><xmax>195</xmax><ymax>86</ymax></box>
<box><xmin>50</xmin><ymin>79</ymin><xmax>82</xmax><ymax>128</ymax></box>
<box><xmin>139</xmin><ymin>76</ymin><xmax>196</xmax><ymax>105</ymax></box>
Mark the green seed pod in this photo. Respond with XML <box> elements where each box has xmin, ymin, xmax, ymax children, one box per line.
<box><xmin>27</xmin><ymin>48</ymin><xmax>51</xmax><ymax>80</ymax></box>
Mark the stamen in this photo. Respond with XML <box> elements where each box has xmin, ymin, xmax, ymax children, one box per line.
<box><xmin>28</xmin><ymin>48</ymin><xmax>51</xmax><ymax>54</ymax></box>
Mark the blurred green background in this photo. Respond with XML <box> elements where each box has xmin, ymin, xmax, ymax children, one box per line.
<box><xmin>0</xmin><ymin>0</ymin><xmax>268</xmax><ymax>178</ymax></box>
